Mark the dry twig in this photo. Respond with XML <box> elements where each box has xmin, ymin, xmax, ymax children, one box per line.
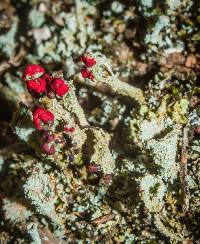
<box><xmin>92</xmin><ymin>213</ymin><xmax>114</xmax><ymax>225</ymax></box>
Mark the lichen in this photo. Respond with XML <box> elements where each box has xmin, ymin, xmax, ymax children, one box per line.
<box><xmin>3</xmin><ymin>198</ymin><xmax>32</xmax><ymax>225</ymax></box>
<box><xmin>0</xmin><ymin>155</ymin><xmax>4</xmax><ymax>172</ymax></box>
<box><xmin>0</xmin><ymin>17</ymin><xmax>18</xmax><ymax>57</ymax></box>
<box><xmin>29</xmin><ymin>9</ymin><xmax>45</xmax><ymax>28</ymax></box>
<box><xmin>0</xmin><ymin>0</ymin><xmax>200</xmax><ymax>242</ymax></box>
<box><xmin>23</xmin><ymin>171</ymin><xmax>58</xmax><ymax>222</ymax></box>
<box><xmin>27</xmin><ymin>223</ymin><xmax>42</xmax><ymax>244</ymax></box>
<box><xmin>140</xmin><ymin>175</ymin><xmax>167</xmax><ymax>212</ymax></box>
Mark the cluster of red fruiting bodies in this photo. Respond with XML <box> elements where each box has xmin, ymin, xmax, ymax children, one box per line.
<box><xmin>23</xmin><ymin>64</ymin><xmax>69</xmax><ymax>97</ymax></box>
<box><xmin>22</xmin><ymin>64</ymin><xmax>74</xmax><ymax>155</ymax></box>
<box><xmin>22</xmin><ymin>60</ymin><xmax>110</xmax><ymax>181</ymax></box>
<box><xmin>80</xmin><ymin>53</ymin><xmax>96</xmax><ymax>81</ymax></box>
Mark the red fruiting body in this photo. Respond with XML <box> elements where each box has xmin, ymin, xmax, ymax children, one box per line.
<box><xmin>22</xmin><ymin>64</ymin><xmax>45</xmax><ymax>81</ymax></box>
<box><xmin>33</xmin><ymin>107</ymin><xmax>54</xmax><ymax>131</ymax></box>
<box><xmin>81</xmin><ymin>68</ymin><xmax>94</xmax><ymax>81</ymax></box>
<box><xmin>64</xmin><ymin>126</ymin><xmax>75</xmax><ymax>133</ymax></box>
<box><xmin>88</xmin><ymin>163</ymin><xmax>101</xmax><ymax>173</ymax></box>
<box><xmin>42</xmin><ymin>142</ymin><xmax>55</xmax><ymax>155</ymax></box>
<box><xmin>27</xmin><ymin>77</ymin><xmax>47</xmax><ymax>95</ymax></box>
<box><xmin>44</xmin><ymin>74</ymin><xmax>55</xmax><ymax>98</ymax></box>
<box><xmin>42</xmin><ymin>131</ymin><xmax>55</xmax><ymax>143</ymax></box>
<box><xmin>88</xmin><ymin>71</ymin><xmax>94</xmax><ymax>80</ymax></box>
<box><xmin>103</xmin><ymin>174</ymin><xmax>113</xmax><ymax>184</ymax></box>
<box><xmin>47</xmin><ymin>91</ymin><xmax>55</xmax><ymax>99</ymax></box>
<box><xmin>50</xmin><ymin>78</ymin><xmax>69</xmax><ymax>97</ymax></box>
<box><xmin>81</xmin><ymin>68</ymin><xmax>89</xmax><ymax>78</ymax></box>
<box><xmin>43</xmin><ymin>73</ymin><xmax>53</xmax><ymax>85</ymax></box>
<box><xmin>80</xmin><ymin>54</ymin><xmax>96</xmax><ymax>67</ymax></box>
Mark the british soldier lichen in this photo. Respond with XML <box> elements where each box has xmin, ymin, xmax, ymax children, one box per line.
<box><xmin>12</xmin><ymin>64</ymin><xmax>116</xmax><ymax>179</ymax></box>
<box><xmin>1</xmin><ymin>0</ymin><xmax>200</xmax><ymax>242</ymax></box>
